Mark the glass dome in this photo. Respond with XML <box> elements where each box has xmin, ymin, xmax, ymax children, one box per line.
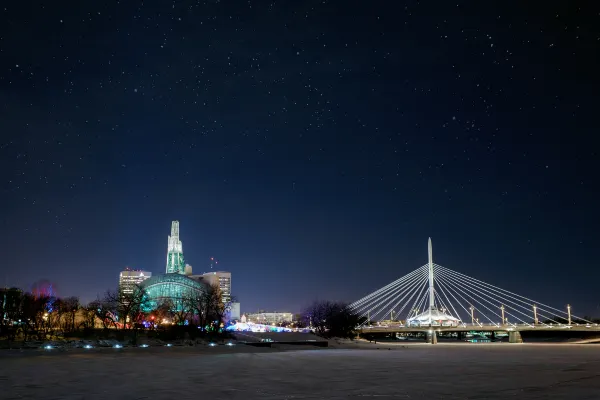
<box><xmin>140</xmin><ymin>273</ymin><xmax>205</xmax><ymax>311</ymax></box>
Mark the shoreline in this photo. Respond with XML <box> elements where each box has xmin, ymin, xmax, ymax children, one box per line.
<box><xmin>1</xmin><ymin>337</ymin><xmax>599</xmax><ymax>359</ymax></box>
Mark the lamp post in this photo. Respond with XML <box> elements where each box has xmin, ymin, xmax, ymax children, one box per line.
<box><xmin>470</xmin><ymin>305</ymin><xmax>475</xmax><ymax>325</ymax></box>
<box><xmin>533</xmin><ymin>304</ymin><xmax>538</xmax><ymax>325</ymax></box>
<box><xmin>567</xmin><ymin>304</ymin><xmax>572</xmax><ymax>326</ymax></box>
<box><xmin>500</xmin><ymin>305</ymin><xmax>505</xmax><ymax>326</ymax></box>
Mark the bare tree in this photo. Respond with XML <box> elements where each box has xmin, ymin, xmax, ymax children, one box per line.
<box><xmin>103</xmin><ymin>286</ymin><xmax>149</xmax><ymax>330</ymax></box>
<box><xmin>90</xmin><ymin>299</ymin><xmax>116</xmax><ymax>330</ymax></box>
<box><xmin>188</xmin><ymin>284</ymin><xmax>235</xmax><ymax>332</ymax></box>
<box><xmin>210</xmin><ymin>284</ymin><xmax>236</xmax><ymax>328</ymax></box>
<box><xmin>45</xmin><ymin>297</ymin><xmax>66</xmax><ymax>337</ymax></box>
<box><xmin>17</xmin><ymin>293</ymin><xmax>51</xmax><ymax>341</ymax></box>
<box><xmin>80</xmin><ymin>302</ymin><xmax>98</xmax><ymax>330</ymax></box>
<box><xmin>147</xmin><ymin>298</ymin><xmax>173</xmax><ymax>326</ymax></box>
<box><xmin>302</xmin><ymin>300</ymin><xmax>360</xmax><ymax>338</ymax></box>
<box><xmin>189</xmin><ymin>289</ymin><xmax>210</xmax><ymax>330</ymax></box>
<box><xmin>170</xmin><ymin>296</ymin><xmax>194</xmax><ymax>325</ymax></box>
<box><xmin>62</xmin><ymin>297</ymin><xmax>80</xmax><ymax>332</ymax></box>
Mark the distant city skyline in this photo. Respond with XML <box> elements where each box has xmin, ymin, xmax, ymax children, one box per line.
<box><xmin>7</xmin><ymin>224</ymin><xmax>598</xmax><ymax>316</ymax></box>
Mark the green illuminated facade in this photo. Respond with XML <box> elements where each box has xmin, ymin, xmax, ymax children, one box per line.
<box><xmin>166</xmin><ymin>220</ymin><xmax>185</xmax><ymax>274</ymax></box>
<box><xmin>138</xmin><ymin>221</ymin><xmax>204</xmax><ymax>312</ymax></box>
<box><xmin>140</xmin><ymin>273</ymin><xmax>204</xmax><ymax>311</ymax></box>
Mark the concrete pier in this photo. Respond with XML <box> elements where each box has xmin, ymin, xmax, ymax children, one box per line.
<box><xmin>427</xmin><ymin>330</ymin><xmax>438</xmax><ymax>344</ymax></box>
<box><xmin>509</xmin><ymin>331</ymin><xmax>523</xmax><ymax>343</ymax></box>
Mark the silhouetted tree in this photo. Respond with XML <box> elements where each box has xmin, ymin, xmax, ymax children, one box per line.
<box><xmin>18</xmin><ymin>293</ymin><xmax>51</xmax><ymax>341</ymax></box>
<box><xmin>62</xmin><ymin>297</ymin><xmax>80</xmax><ymax>332</ymax></box>
<box><xmin>89</xmin><ymin>299</ymin><xmax>115</xmax><ymax>330</ymax></box>
<box><xmin>188</xmin><ymin>284</ymin><xmax>234</xmax><ymax>332</ymax></box>
<box><xmin>80</xmin><ymin>302</ymin><xmax>98</xmax><ymax>330</ymax></box>
<box><xmin>102</xmin><ymin>286</ymin><xmax>149</xmax><ymax>330</ymax></box>
<box><xmin>189</xmin><ymin>289</ymin><xmax>210</xmax><ymax>330</ymax></box>
<box><xmin>170</xmin><ymin>296</ymin><xmax>195</xmax><ymax>325</ymax></box>
<box><xmin>151</xmin><ymin>299</ymin><xmax>174</xmax><ymax>325</ymax></box>
<box><xmin>302</xmin><ymin>301</ymin><xmax>360</xmax><ymax>338</ymax></box>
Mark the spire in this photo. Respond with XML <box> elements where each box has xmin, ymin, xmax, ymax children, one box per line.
<box><xmin>428</xmin><ymin>237</ymin><xmax>435</xmax><ymax>310</ymax></box>
<box><xmin>428</xmin><ymin>237</ymin><xmax>433</xmax><ymax>266</ymax></box>
<box><xmin>166</xmin><ymin>220</ymin><xmax>185</xmax><ymax>274</ymax></box>
<box><xmin>171</xmin><ymin>220</ymin><xmax>180</xmax><ymax>238</ymax></box>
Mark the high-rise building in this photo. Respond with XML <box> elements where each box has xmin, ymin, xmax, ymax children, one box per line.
<box><xmin>119</xmin><ymin>269</ymin><xmax>152</xmax><ymax>295</ymax></box>
<box><xmin>166</xmin><ymin>220</ymin><xmax>185</xmax><ymax>274</ymax></box>
<box><xmin>190</xmin><ymin>271</ymin><xmax>232</xmax><ymax>303</ymax></box>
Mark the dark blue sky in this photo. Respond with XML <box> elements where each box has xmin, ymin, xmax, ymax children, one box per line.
<box><xmin>1</xmin><ymin>1</ymin><xmax>598</xmax><ymax>315</ymax></box>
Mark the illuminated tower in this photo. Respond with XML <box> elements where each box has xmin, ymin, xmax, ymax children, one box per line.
<box><xmin>166</xmin><ymin>221</ymin><xmax>185</xmax><ymax>274</ymax></box>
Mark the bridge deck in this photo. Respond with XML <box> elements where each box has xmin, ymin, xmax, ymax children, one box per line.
<box><xmin>360</xmin><ymin>324</ymin><xmax>600</xmax><ymax>333</ymax></box>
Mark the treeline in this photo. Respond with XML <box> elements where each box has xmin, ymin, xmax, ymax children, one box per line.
<box><xmin>0</xmin><ymin>283</ymin><xmax>231</xmax><ymax>342</ymax></box>
<box><xmin>0</xmin><ymin>288</ymin><xmax>90</xmax><ymax>341</ymax></box>
<box><xmin>2</xmin><ymin>284</ymin><xmax>364</xmax><ymax>342</ymax></box>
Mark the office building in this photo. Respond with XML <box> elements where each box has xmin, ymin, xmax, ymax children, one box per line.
<box><xmin>246</xmin><ymin>312</ymin><xmax>294</xmax><ymax>325</ymax></box>
<box><xmin>190</xmin><ymin>271</ymin><xmax>232</xmax><ymax>304</ymax></box>
<box><xmin>119</xmin><ymin>269</ymin><xmax>152</xmax><ymax>295</ymax></box>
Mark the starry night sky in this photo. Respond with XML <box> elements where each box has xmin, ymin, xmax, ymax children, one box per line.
<box><xmin>1</xmin><ymin>1</ymin><xmax>598</xmax><ymax>315</ymax></box>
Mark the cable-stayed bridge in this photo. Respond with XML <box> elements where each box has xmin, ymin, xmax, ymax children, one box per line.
<box><xmin>348</xmin><ymin>238</ymin><xmax>600</xmax><ymax>343</ymax></box>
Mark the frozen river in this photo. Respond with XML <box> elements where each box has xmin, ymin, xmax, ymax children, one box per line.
<box><xmin>1</xmin><ymin>344</ymin><xmax>599</xmax><ymax>399</ymax></box>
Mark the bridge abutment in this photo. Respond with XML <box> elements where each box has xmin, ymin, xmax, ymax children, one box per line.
<box><xmin>509</xmin><ymin>331</ymin><xmax>523</xmax><ymax>343</ymax></box>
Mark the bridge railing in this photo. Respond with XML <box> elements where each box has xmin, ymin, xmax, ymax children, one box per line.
<box><xmin>359</xmin><ymin>322</ymin><xmax>599</xmax><ymax>329</ymax></box>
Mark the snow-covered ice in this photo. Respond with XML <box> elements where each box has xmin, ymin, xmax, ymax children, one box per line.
<box><xmin>1</xmin><ymin>344</ymin><xmax>600</xmax><ymax>399</ymax></box>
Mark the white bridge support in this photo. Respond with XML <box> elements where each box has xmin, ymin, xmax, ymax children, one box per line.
<box><xmin>348</xmin><ymin>238</ymin><xmax>592</xmax><ymax>344</ymax></box>
<box><xmin>428</xmin><ymin>237</ymin><xmax>434</xmax><ymax>310</ymax></box>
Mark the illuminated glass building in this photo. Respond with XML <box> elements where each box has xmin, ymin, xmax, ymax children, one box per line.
<box><xmin>140</xmin><ymin>273</ymin><xmax>204</xmax><ymax>311</ymax></box>
<box><xmin>138</xmin><ymin>221</ymin><xmax>205</xmax><ymax>311</ymax></box>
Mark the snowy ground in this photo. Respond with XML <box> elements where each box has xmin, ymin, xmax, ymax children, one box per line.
<box><xmin>2</xmin><ymin>343</ymin><xmax>600</xmax><ymax>399</ymax></box>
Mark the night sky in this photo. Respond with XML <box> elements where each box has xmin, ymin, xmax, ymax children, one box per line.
<box><xmin>1</xmin><ymin>1</ymin><xmax>598</xmax><ymax>315</ymax></box>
